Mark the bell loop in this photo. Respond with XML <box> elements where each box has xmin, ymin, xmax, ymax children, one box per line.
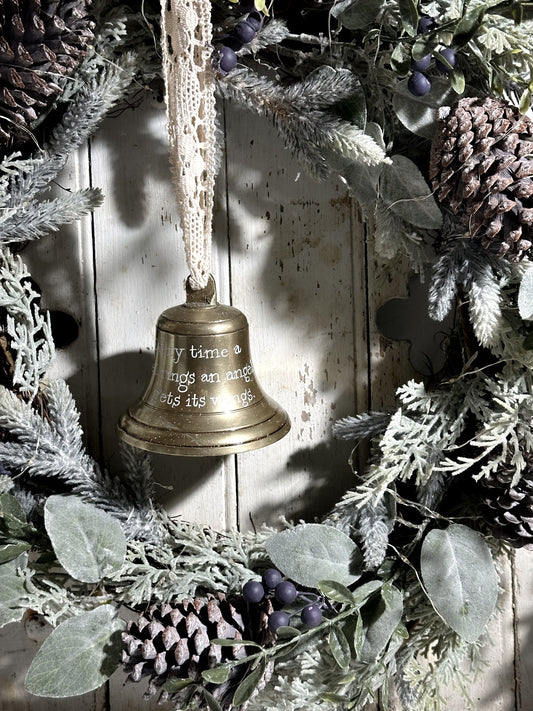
<box><xmin>186</xmin><ymin>273</ymin><xmax>217</xmax><ymax>306</ymax></box>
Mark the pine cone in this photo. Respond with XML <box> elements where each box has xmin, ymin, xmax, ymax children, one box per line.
<box><xmin>429</xmin><ymin>96</ymin><xmax>533</xmax><ymax>261</ymax></box>
<box><xmin>479</xmin><ymin>450</ymin><xmax>533</xmax><ymax>549</ymax></box>
<box><xmin>0</xmin><ymin>0</ymin><xmax>94</xmax><ymax>153</ymax></box>
<box><xmin>122</xmin><ymin>593</ymin><xmax>271</xmax><ymax>709</ymax></box>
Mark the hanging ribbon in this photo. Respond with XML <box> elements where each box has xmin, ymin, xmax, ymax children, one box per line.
<box><xmin>160</xmin><ymin>0</ymin><xmax>217</xmax><ymax>290</ymax></box>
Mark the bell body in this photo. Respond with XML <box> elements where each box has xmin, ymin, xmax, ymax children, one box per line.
<box><xmin>118</xmin><ymin>276</ymin><xmax>290</xmax><ymax>455</ymax></box>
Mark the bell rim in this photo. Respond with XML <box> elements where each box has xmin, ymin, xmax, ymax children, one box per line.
<box><xmin>117</xmin><ymin>408</ymin><xmax>290</xmax><ymax>456</ymax></box>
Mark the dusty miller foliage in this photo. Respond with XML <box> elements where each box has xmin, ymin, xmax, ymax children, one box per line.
<box><xmin>0</xmin><ymin>1</ymin><xmax>533</xmax><ymax>710</ymax></box>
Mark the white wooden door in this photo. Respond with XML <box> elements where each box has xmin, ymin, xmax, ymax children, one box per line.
<box><xmin>0</xmin><ymin>94</ymin><xmax>531</xmax><ymax>710</ymax></box>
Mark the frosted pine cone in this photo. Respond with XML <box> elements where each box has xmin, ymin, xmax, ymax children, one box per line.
<box><xmin>430</xmin><ymin>96</ymin><xmax>533</xmax><ymax>260</ymax></box>
<box><xmin>479</xmin><ymin>450</ymin><xmax>533</xmax><ymax>549</ymax></box>
<box><xmin>0</xmin><ymin>0</ymin><xmax>94</xmax><ymax>153</ymax></box>
<box><xmin>122</xmin><ymin>593</ymin><xmax>269</xmax><ymax>709</ymax></box>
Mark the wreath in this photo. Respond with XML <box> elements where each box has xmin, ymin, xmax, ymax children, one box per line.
<box><xmin>1</xmin><ymin>1</ymin><xmax>533</xmax><ymax>709</ymax></box>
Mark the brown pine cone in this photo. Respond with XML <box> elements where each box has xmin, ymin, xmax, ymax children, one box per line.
<box><xmin>479</xmin><ymin>449</ymin><xmax>533</xmax><ymax>549</ymax></box>
<box><xmin>0</xmin><ymin>0</ymin><xmax>94</xmax><ymax>153</ymax></box>
<box><xmin>122</xmin><ymin>593</ymin><xmax>273</xmax><ymax>709</ymax></box>
<box><xmin>430</xmin><ymin>96</ymin><xmax>533</xmax><ymax>261</ymax></box>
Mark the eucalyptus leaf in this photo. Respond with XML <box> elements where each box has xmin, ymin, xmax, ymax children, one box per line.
<box><xmin>351</xmin><ymin>580</ymin><xmax>383</xmax><ymax>606</ymax></box>
<box><xmin>25</xmin><ymin>605</ymin><xmax>125</xmax><ymax>697</ymax></box>
<box><xmin>518</xmin><ymin>267</ymin><xmax>533</xmax><ymax>320</ymax></box>
<box><xmin>359</xmin><ymin>586</ymin><xmax>403</xmax><ymax>663</ymax></box>
<box><xmin>44</xmin><ymin>495</ymin><xmax>127</xmax><ymax>583</ymax></box>
<box><xmin>164</xmin><ymin>678</ymin><xmax>197</xmax><ymax>693</ymax></box>
<box><xmin>393</xmin><ymin>78</ymin><xmax>456</xmax><ymax>138</ymax></box>
<box><xmin>0</xmin><ymin>553</ymin><xmax>28</xmax><ymax>627</ymax></box>
<box><xmin>0</xmin><ymin>493</ymin><xmax>26</xmax><ymax>522</ymax></box>
<box><xmin>0</xmin><ymin>493</ymin><xmax>31</xmax><ymax>539</ymax></box>
<box><xmin>204</xmin><ymin>690</ymin><xmax>224</xmax><ymax>711</ymax></box>
<box><xmin>353</xmin><ymin>611</ymin><xmax>364</xmax><ymax>658</ymax></box>
<box><xmin>380</xmin><ymin>155</ymin><xmax>443</xmax><ymax>229</ymax></box>
<box><xmin>202</xmin><ymin>665</ymin><xmax>232</xmax><ymax>684</ymax></box>
<box><xmin>265</xmin><ymin>523</ymin><xmax>362</xmax><ymax>588</ymax></box>
<box><xmin>398</xmin><ymin>0</ymin><xmax>418</xmax><ymax>36</ymax></box>
<box><xmin>453</xmin><ymin>7</ymin><xmax>485</xmax><ymax>46</ymax></box>
<box><xmin>232</xmin><ymin>657</ymin><xmax>266</xmax><ymax>707</ymax></box>
<box><xmin>449</xmin><ymin>68</ymin><xmax>465</xmax><ymax>95</ymax></box>
<box><xmin>0</xmin><ymin>541</ymin><xmax>30</xmax><ymax>563</ymax></box>
<box><xmin>420</xmin><ymin>524</ymin><xmax>498</xmax><ymax>642</ymax></box>
<box><xmin>276</xmin><ymin>625</ymin><xmax>301</xmax><ymax>639</ymax></box>
<box><xmin>329</xmin><ymin>624</ymin><xmax>352</xmax><ymax>669</ymax></box>
<box><xmin>319</xmin><ymin>580</ymin><xmax>355</xmax><ymax>604</ymax></box>
<box><xmin>331</xmin><ymin>0</ymin><xmax>383</xmax><ymax>29</ymax></box>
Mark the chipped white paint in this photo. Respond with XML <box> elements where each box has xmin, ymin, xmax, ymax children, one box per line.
<box><xmin>0</xmin><ymin>95</ymin><xmax>531</xmax><ymax>710</ymax></box>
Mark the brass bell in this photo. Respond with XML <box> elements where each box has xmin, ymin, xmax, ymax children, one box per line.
<box><xmin>118</xmin><ymin>275</ymin><xmax>291</xmax><ymax>455</ymax></box>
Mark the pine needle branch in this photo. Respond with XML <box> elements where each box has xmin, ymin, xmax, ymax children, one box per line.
<box><xmin>218</xmin><ymin>66</ymin><xmax>389</xmax><ymax>181</ymax></box>
<box><xmin>0</xmin><ymin>189</ymin><xmax>104</xmax><ymax>245</ymax></box>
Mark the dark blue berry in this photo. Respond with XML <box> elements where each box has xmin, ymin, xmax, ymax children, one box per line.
<box><xmin>301</xmin><ymin>604</ymin><xmax>323</xmax><ymax>628</ymax></box>
<box><xmin>218</xmin><ymin>45</ymin><xmax>237</xmax><ymax>74</ymax></box>
<box><xmin>268</xmin><ymin>610</ymin><xmax>291</xmax><ymax>632</ymax></box>
<box><xmin>233</xmin><ymin>20</ymin><xmax>256</xmax><ymax>44</ymax></box>
<box><xmin>436</xmin><ymin>47</ymin><xmax>456</xmax><ymax>73</ymax></box>
<box><xmin>417</xmin><ymin>15</ymin><xmax>435</xmax><ymax>33</ymax></box>
<box><xmin>407</xmin><ymin>71</ymin><xmax>432</xmax><ymax>97</ymax></box>
<box><xmin>243</xmin><ymin>579</ymin><xmax>265</xmax><ymax>603</ymax></box>
<box><xmin>410</xmin><ymin>54</ymin><xmax>431</xmax><ymax>72</ymax></box>
<box><xmin>275</xmin><ymin>580</ymin><xmax>298</xmax><ymax>604</ymax></box>
<box><xmin>262</xmin><ymin>568</ymin><xmax>283</xmax><ymax>590</ymax></box>
<box><xmin>246</xmin><ymin>11</ymin><xmax>262</xmax><ymax>33</ymax></box>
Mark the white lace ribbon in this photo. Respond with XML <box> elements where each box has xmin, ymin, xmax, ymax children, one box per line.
<box><xmin>160</xmin><ymin>0</ymin><xmax>217</xmax><ymax>290</ymax></box>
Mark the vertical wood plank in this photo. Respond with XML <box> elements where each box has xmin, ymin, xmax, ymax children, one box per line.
<box><xmin>514</xmin><ymin>549</ymin><xmax>533</xmax><ymax>710</ymax></box>
<box><xmin>222</xmin><ymin>101</ymin><xmax>359</xmax><ymax>528</ymax></box>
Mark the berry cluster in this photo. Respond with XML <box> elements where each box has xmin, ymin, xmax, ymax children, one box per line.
<box><xmin>243</xmin><ymin>568</ymin><xmax>325</xmax><ymax>633</ymax></box>
<box><xmin>214</xmin><ymin>0</ymin><xmax>263</xmax><ymax>75</ymax></box>
<box><xmin>407</xmin><ymin>16</ymin><xmax>457</xmax><ymax>97</ymax></box>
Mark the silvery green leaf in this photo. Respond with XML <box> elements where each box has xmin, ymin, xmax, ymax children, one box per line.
<box><xmin>353</xmin><ymin>611</ymin><xmax>364</xmax><ymax>658</ymax></box>
<box><xmin>351</xmin><ymin>580</ymin><xmax>383</xmax><ymax>606</ymax></box>
<box><xmin>265</xmin><ymin>523</ymin><xmax>362</xmax><ymax>588</ymax></box>
<box><xmin>0</xmin><ymin>493</ymin><xmax>26</xmax><ymax>522</ymax></box>
<box><xmin>420</xmin><ymin>524</ymin><xmax>498</xmax><ymax>642</ymax></box>
<box><xmin>329</xmin><ymin>624</ymin><xmax>352</xmax><ymax>669</ymax></box>
<box><xmin>0</xmin><ymin>492</ymin><xmax>31</xmax><ymax>539</ymax></box>
<box><xmin>332</xmin><ymin>0</ymin><xmax>383</xmax><ymax>29</ymax></box>
<box><xmin>398</xmin><ymin>0</ymin><xmax>418</xmax><ymax>36</ymax></box>
<box><xmin>232</xmin><ymin>657</ymin><xmax>266</xmax><ymax>707</ymax></box>
<box><xmin>393</xmin><ymin>78</ymin><xmax>456</xmax><ymax>138</ymax></box>
<box><xmin>202</xmin><ymin>666</ymin><xmax>232</xmax><ymax>684</ymax></box>
<box><xmin>0</xmin><ymin>553</ymin><xmax>27</xmax><ymax>627</ymax></box>
<box><xmin>0</xmin><ymin>541</ymin><xmax>30</xmax><ymax>564</ymax></box>
<box><xmin>319</xmin><ymin>580</ymin><xmax>355</xmax><ymax>604</ymax></box>
<box><xmin>518</xmin><ymin>267</ymin><xmax>533</xmax><ymax>320</ymax></box>
<box><xmin>25</xmin><ymin>605</ymin><xmax>124</xmax><ymax>697</ymax></box>
<box><xmin>380</xmin><ymin>155</ymin><xmax>443</xmax><ymax>230</ymax></box>
<box><xmin>204</xmin><ymin>690</ymin><xmax>224</xmax><ymax>711</ymax></box>
<box><xmin>359</xmin><ymin>585</ymin><xmax>403</xmax><ymax>663</ymax></box>
<box><xmin>44</xmin><ymin>496</ymin><xmax>126</xmax><ymax>583</ymax></box>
